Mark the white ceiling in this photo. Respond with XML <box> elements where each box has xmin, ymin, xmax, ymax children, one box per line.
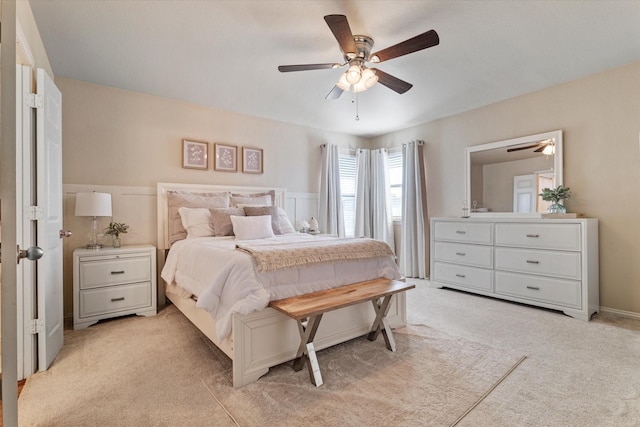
<box><xmin>29</xmin><ymin>0</ymin><xmax>640</xmax><ymax>138</ymax></box>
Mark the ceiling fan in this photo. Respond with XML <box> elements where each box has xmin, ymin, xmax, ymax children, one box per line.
<box><xmin>278</xmin><ymin>14</ymin><xmax>439</xmax><ymax>99</ymax></box>
<box><xmin>506</xmin><ymin>139</ymin><xmax>555</xmax><ymax>154</ymax></box>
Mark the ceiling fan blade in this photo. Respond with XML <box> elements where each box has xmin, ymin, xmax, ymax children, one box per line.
<box><xmin>325</xmin><ymin>85</ymin><xmax>344</xmax><ymax>100</ymax></box>
<box><xmin>324</xmin><ymin>15</ymin><xmax>358</xmax><ymax>56</ymax></box>
<box><xmin>278</xmin><ymin>63</ymin><xmax>339</xmax><ymax>72</ymax></box>
<box><xmin>370</xmin><ymin>30</ymin><xmax>439</xmax><ymax>63</ymax></box>
<box><xmin>371</xmin><ymin>69</ymin><xmax>413</xmax><ymax>94</ymax></box>
<box><xmin>506</xmin><ymin>144</ymin><xmax>539</xmax><ymax>152</ymax></box>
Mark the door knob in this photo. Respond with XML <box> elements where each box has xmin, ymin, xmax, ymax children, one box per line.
<box><xmin>59</xmin><ymin>230</ymin><xmax>72</xmax><ymax>238</ymax></box>
<box><xmin>17</xmin><ymin>245</ymin><xmax>44</xmax><ymax>264</ymax></box>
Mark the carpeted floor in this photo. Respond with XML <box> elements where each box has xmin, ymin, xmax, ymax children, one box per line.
<box><xmin>17</xmin><ymin>279</ymin><xmax>640</xmax><ymax>426</ymax></box>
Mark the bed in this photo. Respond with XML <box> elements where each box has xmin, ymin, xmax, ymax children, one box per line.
<box><xmin>156</xmin><ymin>182</ymin><xmax>407</xmax><ymax>387</ymax></box>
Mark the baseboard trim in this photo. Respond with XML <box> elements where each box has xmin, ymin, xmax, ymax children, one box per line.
<box><xmin>599</xmin><ymin>306</ymin><xmax>640</xmax><ymax>320</ymax></box>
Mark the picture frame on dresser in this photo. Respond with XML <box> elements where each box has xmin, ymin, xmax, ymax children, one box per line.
<box><xmin>182</xmin><ymin>139</ymin><xmax>209</xmax><ymax>170</ymax></box>
<box><xmin>214</xmin><ymin>143</ymin><xmax>238</xmax><ymax>172</ymax></box>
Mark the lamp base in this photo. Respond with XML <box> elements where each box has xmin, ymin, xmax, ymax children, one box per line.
<box><xmin>85</xmin><ymin>243</ymin><xmax>103</xmax><ymax>249</ymax></box>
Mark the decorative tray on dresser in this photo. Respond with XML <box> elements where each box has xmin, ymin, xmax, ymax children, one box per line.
<box><xmin>430</xmin><ymin>217</ymin><xmax>599</xmax><ymax>320</ymax></box>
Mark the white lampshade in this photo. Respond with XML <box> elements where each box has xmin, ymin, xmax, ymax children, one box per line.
<box><xmin>337</xmin><ymin>72</ymin><xmax>351</xmax><ymax>91</ymax></box>
<box><xmin>346</xmin><ymin>64</ymin><xmax>362</xmax><ymax>84</ymax></box>
<box><xmin>75</xmin><ymin>192</ymin><xmax>112</xmax><ymax>217</ymax></box>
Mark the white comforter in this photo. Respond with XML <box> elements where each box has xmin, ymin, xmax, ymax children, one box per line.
<box><xmin>161</xmin><ymin>233</ymin><xmax>401</xmax><ymax>340</ymax></box>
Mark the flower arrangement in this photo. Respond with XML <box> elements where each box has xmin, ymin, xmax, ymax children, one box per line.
<box><xmin>105</xmin><ymin>222</ymin><xmax>129</xmax><ymax>238</ymax></box>
<box><xmin>539</xmin><ymin>185</ymin><xmax>571</xmax><ymax>203</ymax></box>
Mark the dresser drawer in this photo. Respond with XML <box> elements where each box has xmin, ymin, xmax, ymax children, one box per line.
<box><xmin>434</xmin><ymin>262</ymin><xmax>493</xmax><ymax>291</ymax></box>
<box><xmin>495</xmin><ymin>271</ymin><xmax>581</xmax><ymax>308</ymax></box>
<box><xmin>434</xmin><ymin>221</ymin><xmax>493</xmax><ymax>244</ymax></box>
<box><xmin>495</xmin><ymin>247</ymin><xmax>581</xmax><ymax>280</ymax></box>
<box><xmin>435</xmin><ymin>242</ymin><xmax>493</xmax><ymax>268</ymax></box>
<box><xmin>79</xmin><ymin>282</ymin><xmax>152</xmax><ymax>318</ymax></box>
<box><xmin>495</xmin><ymin>223</ymin><xmax>581</xmax><ymax>251</ymax></box>
<box><xmin>80</xmin><ymin>256</ymin><xmax>151</xmax><ymax>289</ymax></box>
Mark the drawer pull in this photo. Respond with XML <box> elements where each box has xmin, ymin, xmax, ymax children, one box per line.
<box><xmin>111</xmin><ymin>271</ymin><xmax>125</xmax><ymax>275</ymax></box>
<box><xmin>110</xmin><ymin>297</ymin><xmax>125</xmax><ymax>302</ymax></box>
<box><xmin>526</xmin><ymin>234</ymin><xmax>539</xmax><ymax>238</ymax></box>
<box><xmin>455</xmin><ymin>274</ymin><xmax>466</xmax><ymax>278</ymax></box>
<box><xmin>526</xmin><ymin>260</ymin><xmax>540</xmax><ymax>264</ymax></box>
<box><xmin>455</xmin><ymin>252</ymin><xmax>466</xmax><ymax>256</ymax></box>
<box><xmin>455</xmin><ymin>230</ymin><xmax>466</xmax><ymax>234</ymax></box>
<box><xmin>526</xmin><ymin>286</ymin><xmax>540</xmax><ymax>291</ymax></box>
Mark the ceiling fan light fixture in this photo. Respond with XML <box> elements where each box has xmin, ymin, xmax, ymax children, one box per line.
<box><xmin>346</xmin><ymin>64</ymin><xmax>362</xmax><ymax>84</ymax></box>
<box><xmin>542</xmin><ymin>144</ymin><xmax>555</xmax><ymax>155</ymax></box>
<box><xmin>370</xmin><ymin>55</ymin><xmax>380</xmax><ymax>63</ymax></box>
<box><xmin>361</xmin><ymin>68</ymin><xmax>378</xmax><ymax>89</ymax></box>
<box><xmin>337</xmin><ymin>72</ymin><xmax>351</xmax><ymax>91</ymax></box>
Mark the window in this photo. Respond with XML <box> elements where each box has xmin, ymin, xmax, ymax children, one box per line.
<box><xmin>339</xmin><ymin>152</ymin><xmax>356</xmax><ymax>238</ymax></box>
<box><xmin>388</xmin><ymin>149</ymin><xmax>403</xmax><ymax>220</ymax></box>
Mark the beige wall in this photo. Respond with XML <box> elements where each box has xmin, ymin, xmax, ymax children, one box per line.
<box><xmin>372</xmin><ymin>61</ymin><xmax>640</xmax><ymax>315</ymax></box>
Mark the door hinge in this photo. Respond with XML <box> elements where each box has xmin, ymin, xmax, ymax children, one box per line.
<box><xmin>28</xmin><ymin>319</ymin><xmax>44</xmax><ymax>335</ymax></box>
<box><xmin>25</xmin><ymin>205</ymin><xmax>44</xmax><ymax>221</ymax></box>
<box><xmin>25</xmin><ymin>93</ymin><xmax>43</xmax><ymax>109</ymax></box>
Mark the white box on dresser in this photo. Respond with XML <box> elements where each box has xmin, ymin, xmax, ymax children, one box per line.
<box><xmin>73</xmin><ymin>244</ymin><xmax>157</xmax><ymax>329</ymax></box>
<box><xmin>430</xmin><ymin>217</ymin><xmax>599</xmax><ymax>320</ymax></box>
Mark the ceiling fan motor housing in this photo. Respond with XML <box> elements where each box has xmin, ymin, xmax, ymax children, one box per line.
<box><xmin>344</xmin><ymin>35</ymin><xmax>375</xmax><ymax>62</ymax></box>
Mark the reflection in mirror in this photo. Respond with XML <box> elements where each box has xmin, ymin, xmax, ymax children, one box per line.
<box><xmin>465</xmin><ymin>130</ymin><xmax>563</xmax><ymax>215</ymax></box>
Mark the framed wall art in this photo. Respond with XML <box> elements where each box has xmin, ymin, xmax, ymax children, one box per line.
<box><xmin>214</xmin><ymin>143</ymin><xmax>238</xmax><ymax>172</ymax></box>
<box><xmin>182</xmin><ymin>139</ymin><xmax>208</xmax><ymax>170</ymax></box>
<box><xmin>242</xmin><ymin>147</ymin><xmax>263</xmax><ymax>174</ymax></box>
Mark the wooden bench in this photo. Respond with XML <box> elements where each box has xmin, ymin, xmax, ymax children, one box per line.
<box><xmin>269</xmin><ymin>278</ymin><xmax>415</xmax><ymax>386</ymax></box>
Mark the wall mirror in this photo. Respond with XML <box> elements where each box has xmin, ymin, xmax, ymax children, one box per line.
<box><xmin>465</xmin><ymin>130</ymin><xmax>563</xmax><ymax>215</ymax></box>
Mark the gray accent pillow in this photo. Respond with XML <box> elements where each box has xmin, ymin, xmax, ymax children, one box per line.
<box><xmin>167</xmin><ymin>191</ymin><xmax>230</xmax><ymax>244</ymax></box>
<box><xmin>243</xmin><ymin>205</ymin><xmax>282</xmax><ymax>235</ymax></box>
<box><xmin>209</xmin><ymin>207</ymin><xmax>246</xmax><ymax>236</ymax></box>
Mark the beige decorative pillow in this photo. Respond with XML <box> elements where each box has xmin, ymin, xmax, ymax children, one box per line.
<box><xmin>178</xmin><ymin>207</ymin><xmax>214</xmax><ymax>238</ymax></box>
<box><xmin>209</xmin><ymin>207</ymin><xmax>246</xmax><ymax>236</ymax></box>
<box><xmin>167</xmin><ymin>191</ymin><xmax>230</xmax><ymax>244</ymax></box>
<box><xmin>243</xmin><ymin>205</ymin><xmax>282</xmax><ymax>235</ymax></box>
<box><xmin>230</xmin><ymin>190</ymin><xmax>275</xmax><ymax>207</ymax></box>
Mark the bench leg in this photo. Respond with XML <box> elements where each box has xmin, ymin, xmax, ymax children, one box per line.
<box><xmin>292</xmin><ymin>314</ymin><xmax>324</xmax><ymax>387</ymax></box>
<box><xmin>367</xmin><ymin>295</ymin><xmax>396</xmax><ymax>352</ymax></box>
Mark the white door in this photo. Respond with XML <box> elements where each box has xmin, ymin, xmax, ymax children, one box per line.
<box><xmin>36</xmin><ymin>68</ymin><xmax>64</xmax><ymax>370</ymax></box>
<box><xmin>513</xmin><ymin>174</ymin><xmax>537</xmax><ymax>213</ymax></box>
<box><xmin>16</xmin><ymin>64</ymin><xmax>38</xmax><ymax>379</ymax></box>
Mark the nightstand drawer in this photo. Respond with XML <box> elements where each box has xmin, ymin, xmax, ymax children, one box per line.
<box><xmin>80</xmin><ymin>256</ymin><xmax>151</xmax><ymax>289</ymax></box>
<box><xmin>80</xmin><ymin>282</ymin><xmax>152</xmax><ymax>318</ymax></box>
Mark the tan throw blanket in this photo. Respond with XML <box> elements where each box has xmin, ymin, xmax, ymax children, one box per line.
<box><xmin>236</xmin><ymin>238</ymin><xmax>394</xmax><ymax>272</ymax></box>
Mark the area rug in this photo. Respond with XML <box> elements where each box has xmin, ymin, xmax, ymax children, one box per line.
<box><xmin>203</xmin><ymin>324</ymin><xmax>526</xmax><ymax>427</ymax></box>
<box><xmin>18</xmin><ymin>306</ymin><xmax>525</xmax><ymax>426</ymax></box>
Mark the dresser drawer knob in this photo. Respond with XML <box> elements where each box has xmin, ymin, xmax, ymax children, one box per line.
<box><xmin>111</xmin><ymin>297</ymin><xmax>125</xmax><ymax>302</ymax></box>
<box><xmin>455</xmin><ymin>230</ymin><xmax>466</xmax><ymax>234</ymax></box>
<box><xmin>455</xmin><ymin>252</ymin><xmax>466</xmax><ymax>256</ymax></box>
<box><xmin>455</xmin><ymin>274</ymin><xmax>466</xmax><ymax>278</ymax></box>
<box><xmin>526</xmin><ymin>286</ymin><xmax>540</xmax><ymax>291</ymax></box>
<box><xmin>111</xmin><ymin>270</ymin><xmax>125</xmax><ymax>275</ymax></box>
<box><xmin>526</xmin><ymin>234</ymin><xmax>539</xmax><ymax>238</ymax></box>
<box><xmin>526</xmin><ymin>260</ymin><xmax>540</xmax><ymax>264</ymax></box>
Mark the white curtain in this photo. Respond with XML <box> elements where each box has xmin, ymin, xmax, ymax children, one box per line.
<box><xmin>401</xmin><ymin>141</ymin><xmax>429</xmax><ymax>278</ymax></box>
<box><xmin>355</xmin><ymin>148</ymin><xmax>395</xmax><ymax>252</ymax></box>
<box><xmin>319</xmin><ymin>144</ymin><xmax>345</xmax><ymax>237</ymax></box>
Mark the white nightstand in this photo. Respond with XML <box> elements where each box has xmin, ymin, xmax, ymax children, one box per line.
<box><xmin>73</xmin><ymin>244</ymin><xmax>157</xmax><ymax>330</ymax></box>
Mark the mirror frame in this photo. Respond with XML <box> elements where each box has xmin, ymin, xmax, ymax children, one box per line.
<box><xmin>465</xmin><ymin>130</ymin><xmax>563</xmax><ymax>216</ymax></box>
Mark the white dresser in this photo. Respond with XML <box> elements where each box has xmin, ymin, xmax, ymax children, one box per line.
<box><xmin>430</xmin><ymin>217</ymin><xmax>599</xmax><ymax>320</ymax></box>
<box><xmin>73</xmin><ymin>244</ymin><xmax>157</xmax><ymax>329</ymax></box>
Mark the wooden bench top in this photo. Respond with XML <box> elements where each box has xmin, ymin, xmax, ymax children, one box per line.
<box><xmin>269</xmin><ymin>278</ymin><xmax>415</xmax><ymax>320</ymax></box>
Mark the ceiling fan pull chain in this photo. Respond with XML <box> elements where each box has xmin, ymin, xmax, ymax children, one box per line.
<box><xmin>355</xmin><ymin>91</ymin><xmax>360</xmax><ymax>121</ymax></box>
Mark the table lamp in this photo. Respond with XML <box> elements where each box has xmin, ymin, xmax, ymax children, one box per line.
<box><xmin>75</xmin><ymin>191</ymin><xmax>112</xmax><ymax>249</ymax></box>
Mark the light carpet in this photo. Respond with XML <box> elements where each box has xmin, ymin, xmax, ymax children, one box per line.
<box><xmin>18</xmin><ymin>305</ymin><xmax>524</xmax><ymax>426</ymax></box>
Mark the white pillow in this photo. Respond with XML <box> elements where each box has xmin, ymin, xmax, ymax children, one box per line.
<box><xmin>178</xmin><ymin>207</ymin><xmax>214</xmax><ymax>238</ymax></box>
<box><xmin>277</xmin><ymin>207</ymin><xmax>296</xmax><ymax>234</ymax></box>
<box><xmin>231</xmin><ymin>215</ymin><xmax>275</xmax><ymax>240</ymax></box>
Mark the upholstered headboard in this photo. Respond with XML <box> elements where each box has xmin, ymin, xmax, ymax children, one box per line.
<box><xmin>156</xmin><ymin>182</ymin><xmax>287</xmax><ymax>250</ymax></box>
